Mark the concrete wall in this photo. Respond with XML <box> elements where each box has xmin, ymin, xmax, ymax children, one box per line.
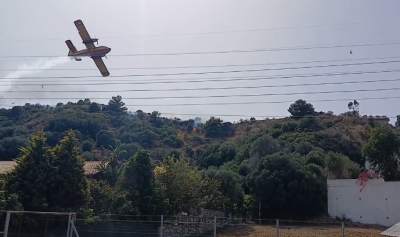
<box><xmin>328</xmin><ymin>179</ymin><xmax>400</xmax><ymax>227</ymax></box>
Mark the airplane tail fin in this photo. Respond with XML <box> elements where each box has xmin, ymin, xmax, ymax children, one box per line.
<box><xmin>65</xmin><ymin>40</ymin><xmax>77</xmax><ymax>55</ymax></box>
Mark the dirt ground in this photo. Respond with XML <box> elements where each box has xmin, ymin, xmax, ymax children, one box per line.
<box><xmin>216</xmin><ymin>224</ymin><xmax>386</xmax><ymax>237</ymax></box>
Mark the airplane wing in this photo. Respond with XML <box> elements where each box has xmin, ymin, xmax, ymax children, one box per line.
<box><xmin>92</xmin><ymin>58</ymin><xmax>110</xmax><ymax>77</ymax></box>
<box><xmin>74</xmin><ymin>20</ymin><xmax>96</xmax><ymax>50</ymax></box>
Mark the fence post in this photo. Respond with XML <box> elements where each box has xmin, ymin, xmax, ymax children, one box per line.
<box><xmin>342</xmin><ymin>222</ymin><xmax>345</xmax><ymax>237</ymax></box>
<box><xmin>66</xmin><ymin>213</ymin><xmax>72</xmax><ymax>237</ymax></box>
<box><xmin>160</xmin><ymin>215</ymin><xmax>164</xmax><ymax>237</ymax></box>
<box><xmin>214</xmin><ymin>216</ymin><xmax>217</xmax><ymax>237</ymax></box>
<box><xmin>3</xmin><ymin>212</ymin><xmax>10</xmax><ymax>237</ymax></box>
<box><xmin>276</xmin><ymin>219</ymin><xmax>279</xmax><ymax>237</ymax></box>
<box><xmin>258</xmin><ymin>202</ymin><xmax>261</xmax><ymax>225</ymax></box>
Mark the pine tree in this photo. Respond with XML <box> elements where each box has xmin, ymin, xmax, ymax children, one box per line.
<box><xmin>49</xmin><ymin>130</ymin><xmax>89</xmax><ymax>211</ymax></box>
<box><xmin>4</xmin><ymin>130</ymin><xmax>52</xmax><ymax>211</ymax></box>
<box><xmin>117</xmin><ymin>150</ymin><xmax>156</xmax><ymax>215</ymax></box>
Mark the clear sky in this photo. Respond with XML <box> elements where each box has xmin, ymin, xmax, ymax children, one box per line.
<box><xmin>0</xmin><ymin>0</ymin><xmax>400</xmax><ymax>122</ymax></box>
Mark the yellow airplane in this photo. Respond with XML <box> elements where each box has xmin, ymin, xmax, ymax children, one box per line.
<box><xmin>65</xmin><ymin>20</ymin><xmax>111</xmax><ymax>77</ymax></box>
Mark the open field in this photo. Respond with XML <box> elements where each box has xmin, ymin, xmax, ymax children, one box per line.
<box><xmin>216</xmin><ymin>224</ymin><xmax>386</xmax><ymax>237</ymax></box>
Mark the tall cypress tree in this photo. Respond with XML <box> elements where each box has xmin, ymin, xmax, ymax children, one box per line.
<box><xmin>49</xmin><ymin>130</ymin><xmax>89</xmax><ymax>211</ymax></box>
<box><xmin>4</xmin><ymin>130</ymin><xmax>52</xmax><ymax>211</ymax></box>
<box><xmin>117</xmin><ymin>150</ymin><xmax>156</xmax><ymax>215</ymax></box>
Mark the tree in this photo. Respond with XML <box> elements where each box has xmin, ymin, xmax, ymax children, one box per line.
<box><xmin>396</xmin><ymin>115</ymin><xmax>400</xmax><ymax>128</ymax></box>
<box><xmin>298</xmin><ymin>115</ymin><xmax>323</xmax><ymax>132</ymax></box>
<box><xmin>49</xmin><ymin>130</ymin><xmax>89</xmax><ymax>211</ymax></box>
<box><xmin>81</xmin><ymin>140</ymin><xmax>93</xmax><ymax>152</ymax></box>
<box><xmin>4</xmin><ymin>130</ymin><xmax>53</xmax><ymax>211</ymax></box>
<box><xmin>118</xmin><ymin>143</ymin><xmax>140</xmax><ymax>160</ymax></box>
<box><xmin>316</xmin><ymin>130</ymin><xmax>364</xmax><ymax>165</ymax></box>
<box><xmin>154</xmin><ymin>156</ymin><xmax>196</xmax><ymax>214</ymax></box>
<box><xmin>248</xmin><ymin>135</ymin><xmax>280</xmax><ymax>169</ymax></box>
<box><xmin>108</xmin><ymin>95</ymin><xmax>127</xmax><ymax>113</ymax></box>
<box><xmin>89</xmin><ymin>102</ymin><xmax>101</xmax><ymax>112</ymax></box>
<box><xmin>347</xmin><ymin>100</ymin><xmax>359</xmax><ymax>116</ymax></box>
<box><xmin>3</xmin><ymin>193</ymin><xmax>23</xmax><ymax>211</ymax></box>
<box><xmin>288</xmin><ymin>99</ymin><xmax>316</xmax><ymax>118</ymax></box>
<box><xmin>246</xmin><ymin>152</ymin><xmax>326</xmax><ymax>219</ymax></box>
<box><xmin>203</xmin><ymin>168</ymin><xmax>244</xmax><ymax>214</ymax></box>
<box><xmin>186</xmin><ymin>123</ymin><xmax>194</xmax><ymax>133</ymax></box>
<box><xmin>325</xmin><ymin>152</ymin><xmax>361</xmax><ymax>179</ymax></box>
<box><xmin>362</xmin><ymin>126</ymin><xmax>400</xmax><ymax>181</ymax></box>
<box><xmin>97</xmin><ymin>144</ymin><xmax>127</xmax><ymax>185</ymax></box>
<box><xmin>154</xmin><ymin>156</ymin><xmax>227</xmax><ymax>215</ymax></box>
<box><xmin>240</xmin><ymin>194</ymin><xmax>256</xmax><ymax>218</ymax></box>
<box><xmin>135</xmin><ymin>110</ymin><xmax>145</xmax><ymax>120</ymax></box>
<box><xmin>88</xmin><ymin>180</ymin><xmax>127</xmax><ymax>214</ymax></box>
<box><xmin>151</xmin><ymin>111</ymin><xmax>161</xmax><ymax>118</ymax></box>
<box><xmin>95</xmin><ymin>130</ymin><xmax>119</xmax><ymax>148</ymax></box>
<box><xmin>203</xmin><ymin>117</ymin><xmax>235</xmax><ymax>138</ymax></box>
<box><xmin>0</xmin><ymin>136</ymin><xmax>28</xmax><ymax>161</ymax></box>
<box><xmin>10</xmin><ymin>106</ymin><xmax>22</xmax><ymax>120</ymax></box>
<box><xmin>83</xmin><ymin>98</ymin><xmax>91</xmax><ymax>105</ymax></box>
<box><xmin>117</xmin><ymin>150</ymin><xmax>156</xmax><ymax>215</ymax></box>
<box><xmin>203</xmin><ymin>117</ymin><xmax>223</xmax><ymax>138</ymax></box>
<box><xmin>154</xmin><ymin>156</ymin><xmax>228</xmax><ymax>215</ymax></box>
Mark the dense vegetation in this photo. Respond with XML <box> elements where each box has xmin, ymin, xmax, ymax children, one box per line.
<box><xmin>0</xmin><ymin>96</ymin><xmax>399</xmax><ymax>220</ymax></box>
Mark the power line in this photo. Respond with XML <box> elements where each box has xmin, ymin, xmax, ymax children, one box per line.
<box><xmin>1</xmin><ymin>57</ymin><xmax>400</xmax><ymax>72</ymax></box>
<box><xmin>1</xmin><ymin>19</ymin><xmax>399</xmax><ymax>43</ymax></box>
<box><xmin>0</xmin><ymin>55</ymin><xmax>399</xmax><ymax>64</ymax></box>
<box><xmin>109</xmin><ymin>96</ymin><xmax>400</xmax><ymax>107</ymax></box>
<box><xmin>2</xmin><ymin>66</ymin><xmax>400</xmax><ymax>81</ymax></box>
<box><xmin>6</xmin><ymin>77</ymin><xmax>400</xmax><ymax>92</ymax></box>
<box><xmin>2</xmin><ymin>41</ymin><xmax>400</xmax><ymax>59</ymax></box>
<box><xmin>2</xmin><ymin>86</ymin><xmax>400</xmax><ymax>100</ymax></box>
<box><xmin>2</xmin><ymin>68</ymin><xmax>400</xmax><ymax>84</ymax></box>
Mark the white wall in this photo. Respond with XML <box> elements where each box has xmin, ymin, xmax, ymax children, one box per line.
<box><xmin>328</xmin><ymin>179</ymin><xmax>400</xmax><ymax>227</ymax></box>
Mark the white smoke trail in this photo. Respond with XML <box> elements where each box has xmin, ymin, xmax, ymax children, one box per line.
<box><xmin>0</xmin><ymin>57</ymin><xmax>72</xmax><ymax>93</ymax></box>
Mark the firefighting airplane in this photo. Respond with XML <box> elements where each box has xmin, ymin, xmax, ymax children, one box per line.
<box><xmin>65</xmin><ymin>20</ymin><xmax>111</xmax><ymax>77</ymax></box>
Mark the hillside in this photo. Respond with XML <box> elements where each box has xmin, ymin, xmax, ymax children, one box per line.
<box><xmin>0</xmin><ymin>96</ymin><xmax>378</xmax><ymax>164</ymax></box>
<box><xmin>0</xmin><ymin>95</ymin><xmax>397</xmax><ymax>221</ymax></box>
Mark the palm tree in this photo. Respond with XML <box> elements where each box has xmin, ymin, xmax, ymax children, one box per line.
<box><xmin>96</xmin><ymin>144</ymin><xmax>127</xmax><ymax>185</ymax></box>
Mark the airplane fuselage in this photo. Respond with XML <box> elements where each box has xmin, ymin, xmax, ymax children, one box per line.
<box><xmin>65</xmin><ymin>19</ymin><xmax>111</xmax><ymax>76</ymax></box>
<box><xmin>68</xmin><ymin>46</ymin><xmax>111</xmax><ymax>59</ymax></box>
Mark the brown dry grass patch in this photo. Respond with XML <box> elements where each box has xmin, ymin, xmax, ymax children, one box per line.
<box><xmin>216</xmin><ymin>224</ymin><xmax>385</xmax><ymax>237</ymax></box>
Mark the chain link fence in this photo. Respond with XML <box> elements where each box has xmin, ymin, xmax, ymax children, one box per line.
<box><xmin>0</xmin><ymin>213</ymin><xmax>388</xmax><ymax>237</ymax></box>
<box><xmin>74</xmin><ymin>215</ymin><xmax>385</xmax><ymax>237</ymax></box>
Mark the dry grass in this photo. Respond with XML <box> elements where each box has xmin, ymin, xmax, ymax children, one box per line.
<box><xmin>0</xmin><ymin>161</ymin><xmax>102</xmax><ymax>176</ymax></box>
<box><xmin>216</xmin><ymin>224</ymin><xmax>385</xmax><ymax>237</ymax></box>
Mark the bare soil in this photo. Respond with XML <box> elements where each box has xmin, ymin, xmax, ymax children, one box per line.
<box><xmin>216</xmin><ymin>224</ymin><xmax>386</xmax><ymax>237</ymax></box>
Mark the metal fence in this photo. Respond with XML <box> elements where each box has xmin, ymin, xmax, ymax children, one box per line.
<box><xmin>0</xmin><ymin>213</ymin><xmax>387</xmax><ymax>237</ymax></box>
<box><xmin>76</xmin><ymin>215</ymin><xmax>385</xmax><ymax>237</ymax></box>
<box><xmin>160</xmin><ymin>217</ymin><xmax>346</xmax><ymax>237</ymax></box>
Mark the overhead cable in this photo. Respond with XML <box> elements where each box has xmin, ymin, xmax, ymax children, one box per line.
<box><xmin>2</xmin><ymin>86</ymin><xmax>400</xmax><ymax>100</ymax></box>
<box><xmin>2</xmin><ymin>41</ymin><xmax>400</xmax><ymax>58</ymax></box>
